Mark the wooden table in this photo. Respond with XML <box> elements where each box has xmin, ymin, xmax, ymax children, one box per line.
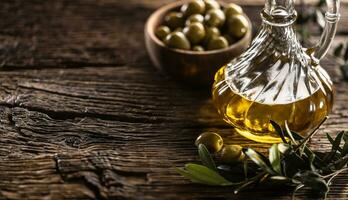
<box><xmin>0</xmin><ymin>0</ymin><xmax>347</xmax><ymax>199</ymax></box>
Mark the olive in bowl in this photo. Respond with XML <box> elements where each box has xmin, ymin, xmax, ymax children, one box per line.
<box><xmin>144</xmin><ymin>0</ymin><xmax>252</xmax><ymax>86</ymax></box>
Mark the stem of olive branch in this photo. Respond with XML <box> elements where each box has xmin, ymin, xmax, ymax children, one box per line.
<box><xmin>293</xmin><ymin>117</ymin><xmax>328</xmax><ymax>152</ymax></box>
<box><xmin>322</xmin><ymin>154</ymin><xmax>348</xmax><ymax>171</ymax></box>
<box><xmin>322</xmin><ymin>166</ymin><xmax>348</xmax><ymax>179</ymax></box>
<box><xmin>291</xmin><ymin>184</ymin><xmax>304</xmax><ymax>200</ymax></box>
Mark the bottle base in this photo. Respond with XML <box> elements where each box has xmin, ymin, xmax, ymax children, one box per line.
<box><xmin>235</xmin><ymin>127</ymin><xmax>284</xmax><ymax>143</ymax></box>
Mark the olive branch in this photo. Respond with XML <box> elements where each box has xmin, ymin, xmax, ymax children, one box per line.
<box><xmin>176</xmin><ymin>119</ymin><xmax>348</xmax><ymax>199</ymax></box>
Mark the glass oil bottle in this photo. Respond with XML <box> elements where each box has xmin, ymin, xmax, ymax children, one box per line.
<box><xmin>212</xmin><ymin>0</ymin><xmax>340</xmax><ymax>143</ymax></box>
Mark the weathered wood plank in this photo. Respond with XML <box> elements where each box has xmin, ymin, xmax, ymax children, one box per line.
<box><xmin>0</xmin><ymin>0</ymin><xmax>347</xmax><ymax>200</ymax></box>
<box><xmin>0</xmin><ymin>65</ymin><xmax>347</xmax><ymax>199</ymax></box>
<box><xmin>0</xmin><ymin>0</ymin><xmax>347</xmax><ymax>68</ymax></box>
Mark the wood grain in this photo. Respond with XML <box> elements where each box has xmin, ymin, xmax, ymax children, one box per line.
<box><xmin>0</xmin><ymin>0</ymin><xmax>347</xmax><ymax>200</ymax></box>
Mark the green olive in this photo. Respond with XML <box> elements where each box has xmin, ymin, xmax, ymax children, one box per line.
<box><xmin>224</xmin><ymin>3</ymin><xmax>243</xmax><ymax>19</ymax></box>
<box><xmin>195</xmin><ymin>132</ymin><xmax>223</xmax><ymax>153</ymax></box>
<box><xmin>204</xmin><ymin>9</ymin><xmax>226</xmax><ymax>27</ymax></box>
<box><xmin>222</xmin><ymin>34</ymin><xmax>236</xmax><ymax>45</ymax></box>
<box><xmin>219</xmin><ymin>145</ymin><xmax>245</xmax><ymax>164</ymax></box>
<box><xmin>183</xmin><ymin>22</ymin><xmax>206</xmax><ymax>44</ymax></box>
<box><xmin>185</xmin><ymin>14</ymin><xmax>204</xmax><ymax>26</ymax></box>
<box><xmin>205</xmin><ymin>26</ymin><xmax>220</xmax><ymax>38</ymax></box>
<box><xmin>204</xmin><ymin>0</ymin><xmax>220</xmax><ymax>11</ymax></box>
<box><xmin>174</xmin><ymin>27</ymin><xmax>183</xmax><ymax>32</ymax></box>
<box><xmin>164</xmin><ymin>12</ymin><xmax>185</xmax><ymax>29</ymax></box>
<box><xmin>207</xmin><ymin>36</ymin><xmax>229</xmax><ymax>50</ymax></box>
<box><xmin>155</xmin><ymin>25</ymin><xmax>171</xmax><ymax>41</ymax></box>
<box><xmin>226</xmin><ymin>14</ymin><xmax>249</xmax><ymax>38</ymax></box>
<box><xmin>164</xmin><ymin>32</ymin><xmax>191</xmax><ymax>50</ymax></box>
<box><xmin>203</xmin><ymin>26</ymin><xmax>220</xmax><ymax>44</ymax></box>
<box><xmin>181</xmin><ymin>0</ymin><xmax>206</xmax><ymax>16</ymax></box>
<box><xmin>192</xmin><ymin>45</ymin><xmax>205</xmax><ymax>51</ymax></box>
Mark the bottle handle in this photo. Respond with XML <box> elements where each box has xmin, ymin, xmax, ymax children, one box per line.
<box><xmin>311</xmin><ymin>0</ymin><xmax>340</xmax><ymax>63</ymax></box>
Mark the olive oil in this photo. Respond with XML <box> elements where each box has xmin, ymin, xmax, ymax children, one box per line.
<box><xmin>212</xmin><ymin>66</ymin><xmax>333</xmax><ymax>143</ymax></box>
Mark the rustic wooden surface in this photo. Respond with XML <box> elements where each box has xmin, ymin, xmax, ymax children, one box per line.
<box><xmin>0</xmin><ymin>0</ymin><xmax>347</xmax><ymax>199</ymax></box>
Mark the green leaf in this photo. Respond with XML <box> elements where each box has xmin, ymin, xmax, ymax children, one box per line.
<box><xmin>334</xmin><ymin>43</ymin><xmax>344</xmax><ymax>57</ymax></box>
<box><xmin>283</xmin><ymin>151</ymin><xmax>307</xmax><ymax>177</ymax></box>
<box><xmin>243</xmin><ymin>159</ymin><xmax>248</xmax><ymax>180</ymax></box>
<box><xmin>270</xmin><ymin>120</ymin><xmax>287</xmax><ymax>144</ymax></box>
<box><xmin>326</xmin><ymin>132</ymin><xmax>343</xmax><ymax>152</ymax></box>
<box><xmin>244</xmin><ymin>148</ymin><xmax>276</xmax><ymax>175</ymax></box>
<box><xmin>327</xmin><ymin>132</ymin><xmax>335</xmax><ymax>144</ymax></box>
<box><xmin>342</xmin><ymin>142</ymin><xmax>348</xmax><ymax>156</ymax></box>
<box><xmin>325</xmin><ymin>131</ymin><xmax>345</xmax><ymax>162</ymax></box>
<box><xmin>278</xmin><ymin>143</ymin><xmax>291</xmax><ymax>154</ymax></box>
<box><xmin>176</xmin><ymin>166</ymin><xmax>230</xmax><ymax>186</ymax></box>
<box><xmin>269</xmin><ymin>176</ymin><xmax>289</xmax><ymax>181</ymax></box>
<box><xmin>269</xmin><ymin>144</ymin><xmax>282</xmax><ymax>174</ymax></box>
<box><xmin>335</xmin><ymin>155</ymin><xmax>348</xmax><ymax>169</ymax></box>
<box><xmin>344</xmin><ymin>43</ymin><xmax>348</xmax><ymax>61</ymax></box>
<box><xmin>198</xmin><ymin>144</ymin><xmax>217</xmax><ymax>171</ymax></box>
<box><xmin>317</xmin><ymin>0</ymin><xmax>326</xmax><ymax>7</ymax></box>
<box><xmin>294</xmin><ymin>171</ymin><xmax>329</xmax><ymax>194</ymax></box>
<box><xmin>284</xmin><ymin>121</ymin><xmax>304</xmax><ymax>144</ymax></box>
<box><xmin>184</xmin><ymin>164</ymin><xmax>233</xmax><ymax>186</ymax></box>
<box><xmin>233</xmin><ymin>178</ymin><xmax>256</xmax><ymax>194</ymax></box>
<box><xmin>291</xmin><ymin>131</ymin><xmax>304</xmax><ymax>140</ymax></box>
<box><xmin>268</xmin><ymin>176</ymin><xmax>294</xmax><ymax>185</ymax></box>
<box><xmin>343</xmin><ymin>132</ymin><xmax>348</xmax><ymax>142</ymax></box>
<box><xmin>176</xmin><ymin>167</ymin><xmax>206</xmax><ymax>184</ymax></box>
<box><xmin>303</xmin><ymin>146</ymin><xmax>325</xmax><ymax>168</ymax></box>
<box><xmin>309</xmin><ymin>153</ymin><xmax>316</xmax><ymax>171</ymax></box>
<box><xmin>341</xmin><ymin>64</ymin><xmax>348</xmax><ymax>81</ymax></box>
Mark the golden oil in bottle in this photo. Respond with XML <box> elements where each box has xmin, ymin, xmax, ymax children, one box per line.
<box><xmin>212</xmin><ymin>66</ymin><xmax>334</xmax><ymax>143</ymax></box>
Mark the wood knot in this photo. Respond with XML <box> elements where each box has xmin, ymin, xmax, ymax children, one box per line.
<box><xmin>64</xmin><ymin>136</ymin><xmax>82</xmax><ymax>148</ymax></box>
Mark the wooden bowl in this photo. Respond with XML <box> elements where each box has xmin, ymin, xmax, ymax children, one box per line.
<box><xmin>144</xmin><ymin>0</ymin><xmax>252</xmax><ymax>86</ymax></box>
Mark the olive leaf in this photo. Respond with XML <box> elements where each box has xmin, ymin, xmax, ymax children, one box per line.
<box><xmin>233</xmin><ymin>172</ymin><xmax>267</xmax><ymax>194</ymax></box>
<box><xmin>176</xmin><ymin>164</ymin><xmax>233</xmax><ymax>186</ymax></box>
<box><xmin>270</xmin><ymin>120</ymin><xmax>288</xmax><ymax>144</ymax></box>
<box><xmin>334</xmin><ymin>43</ymin><xmax>344</xmax><ymax>57</ymax></box>
<box><xmin>317</xmin><ymin>0</ymin><xmax>326</xmax><ymax>7</ymax></box>
<box><xmin>278</xmin><ymin>143</ymin><xmax>291</xmax><ymax>154</ymax></box>
<box><xmin>268</xmin><ymin>176</ymin><xmax>294</xmax><ymax>185</ymax></box>
<box><xmin>303</xmin><ymin>146</ymin><xmax>325</xmax><ymax>169</ymax></box>
<box><xmin>309</xmin><ymin>153</ymin><xmax>316</xmax><ymax>171</ymax></box>
<box><xmin>326</xmin><ymin>132</ymin><xmax>343</xmax><ymax>152</ymax></box>
<box><xmin>324</xmin><ymin>131</ymin><xmax>345</xmax><ymax>162</ymax></box>
<box><xmin>198</xmin><ymin>144</ymin><xmax>217</xmax><ymax>171</ymax></box>
<box><xmin>176</xmin><ymin>121</ymin><xmax>347</xmax><ymax>199</ymax></box>
<box><xmin>344</xmin><ymin>42</ymin><xmax>348</xmax><ymax>61</ymax></box>
<box><xmin>283</xmin><ymin>151</ymin><xmax>307</xmax><ymax>177</ymax></box>
<box><xmin>342</xmin><ymin>141</ymin><xmax>348</xmax><ymax>156</ymax></box>
<box><xmin>269</xmin><ymin>144</ymin><xmax>282</xmax><ymax>174</ymax></box>
<box><xmin>294</xmin><ymin>171</ymin><xmax>329</xmax><ymax>195</ymax></box>
<box><xmin>269</xmin><ymin>176</ymin><xmax>289</xmax><ymax>181</ymax></box>
<box><xmin>341</xmin><ymin>64</ymin><xmax>348</xmax><ymax>81</ymax></box>
<box><xmin>284</xmin><ymin>122</ymin><xmax>305</xmax><ymax>145</ymax></box>
<box><xmin>185</xmin><ymin>164</ymin><xmax>233</xmax><ymax>185</ymax></box>
<box><xmin>335</xmin><ymin>155</ymin><xmax>348</xmax><ymax>169</ymax></box>
<box><xmin>233</xmin><ymin>178</ymin><xmax>256</xmax><ymax>194</ymax></box>
<box><xmin>176</xmin><ymin>167</ymin><xmax>205</xmax><ymax>184</ymax></box>
<box><xmin>284</xmin><ymin>122</ymin><xmax>304</xmax><ymax>142</ymax></box>
<box><xmin>243</xmin><ymin>159</ymin><xmax>248</xmax><ymax>180</ymax></box>
<box><xmin>244</xmin><ymin>148</ymin><xmax>276</xmax><ymax>175</ymax></box>
<box><xmin>343</xmin><ymin>132</ymin><xmax>348</xmax><ymax>142</ymax></box>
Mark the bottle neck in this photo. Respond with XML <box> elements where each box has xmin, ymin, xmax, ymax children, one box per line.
<box><xmin>264</xmin><ymin>0</ymin><xmax>295</xmax><ymax>15</ymax></box>
<box><xmin>261</xmin><ymin>0</ymin><xmax>297</xmax><ymax>26</ymax></box>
